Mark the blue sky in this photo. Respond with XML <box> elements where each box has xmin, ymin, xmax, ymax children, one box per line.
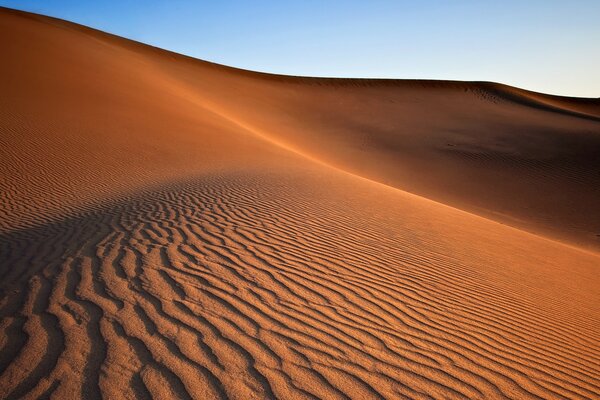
<box><xmin>2</xmin><ymin>1</ymin><xmax>599</xmax><ymax>97</ymax></box>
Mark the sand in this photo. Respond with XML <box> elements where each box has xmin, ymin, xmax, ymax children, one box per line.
<box><xmin>1</xmin><ymin>7</ymin><xmax>599</xmax><ymax>400</ymax></box>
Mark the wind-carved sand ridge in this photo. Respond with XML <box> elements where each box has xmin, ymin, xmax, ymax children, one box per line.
<box><xmin>1</xmin><ymin>7</ymin><xmax>600</xmax><ymax>400</ymax></box>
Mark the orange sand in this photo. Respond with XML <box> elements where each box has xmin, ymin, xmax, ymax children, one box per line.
<box><xmin>1</xmin><ymin>7</ymin><xmax>599</xmax><ymax>400</ymax></box>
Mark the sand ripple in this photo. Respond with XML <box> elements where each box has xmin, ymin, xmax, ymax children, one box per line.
<box><xmin>1</xmin><ymin>172</ymin><xmax>598</xmax><ymax>399</ymax></box>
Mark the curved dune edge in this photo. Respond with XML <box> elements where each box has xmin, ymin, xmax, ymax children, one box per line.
<box><xmin>1</xmin><ymin>7</ymin><xmax>600</xmax><ymax>400</ymax></box>
<box><xmin>2</xmin><ymin>6</ymin><xmax>600</xmax><ymax>250</ymax></box>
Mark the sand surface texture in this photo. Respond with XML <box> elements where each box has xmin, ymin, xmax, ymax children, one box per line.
<box><xmin>1</xmin><ymin>8</ymin><xmax>599</xmax><ymax>400</ymax></box>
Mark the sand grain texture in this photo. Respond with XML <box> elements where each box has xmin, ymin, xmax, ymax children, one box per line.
<box><xmin>1</xmin><ymin>8</ymin><xmax>600</xmax><ymax>400</ymax></box>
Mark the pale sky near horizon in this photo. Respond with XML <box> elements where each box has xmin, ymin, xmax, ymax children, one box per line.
<box><xmin>2</xmin><ymin>0</ymin><xmax>599</xmax><ymax>97</ymax></box>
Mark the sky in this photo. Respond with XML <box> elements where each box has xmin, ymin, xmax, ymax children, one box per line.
<box><xmin>2</xmin><ymin>0</ymin><xmax>599</xmax><ymax>97</ymax></box>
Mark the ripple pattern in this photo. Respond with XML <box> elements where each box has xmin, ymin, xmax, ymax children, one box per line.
<box><xmin>1</xmin><ymin>171</ymin><xmax>598</xmax><ymax>399</ymax></box>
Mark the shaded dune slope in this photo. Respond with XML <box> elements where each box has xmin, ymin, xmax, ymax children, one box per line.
<box><xmin>1</xmin><ymin>7</ymin><xmax>600</xmax><ymax>400</ymax></box>
<box><xmin>2</xmin><ymin>8</ymin><xmax>600</xmax><ymax>248</ymax></box>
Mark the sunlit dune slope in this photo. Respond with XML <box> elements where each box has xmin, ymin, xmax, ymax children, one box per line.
<box><xmin>2</xmin><ymin>8</ymin><xmax>600</xmax><ymax>249</ymax></box>
<box><xmin>1</xmin><ymin>7</ymin><xmax>599</xmax><ymax>400</ymax></box>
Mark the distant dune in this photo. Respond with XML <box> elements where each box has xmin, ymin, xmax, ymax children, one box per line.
<box><xmin>1</xmin><ymin>7</ymin><xmax>599</xmax><ymax>400</ymax></box>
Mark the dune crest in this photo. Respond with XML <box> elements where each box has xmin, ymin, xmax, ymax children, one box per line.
<box><xmin>1</xmin><ymin>7</ymin><xmax>599</xmax><ymax>400</ymax></box>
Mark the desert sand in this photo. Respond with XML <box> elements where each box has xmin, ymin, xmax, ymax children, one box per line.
<box><xmin>1</xmin><ymin>7</ymin><xmax>599</xmax><ymax>400</ymax></box>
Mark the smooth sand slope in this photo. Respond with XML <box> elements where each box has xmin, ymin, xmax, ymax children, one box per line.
<box><xmin>1</xmin><ymin>7</ymin><xmax>599</xmax><ymax>400</ymax></box>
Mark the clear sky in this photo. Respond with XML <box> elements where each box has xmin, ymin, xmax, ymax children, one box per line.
<box><xmin>2</xmin><ymin>0</ymin><xmax>599</xmax><ymax>97</ymax></box>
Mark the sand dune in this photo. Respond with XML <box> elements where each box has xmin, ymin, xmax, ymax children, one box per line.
<box><xmin>1</xmin><ymin>7</ymin><xmax>599</xmax><ymax>400</ymax></box>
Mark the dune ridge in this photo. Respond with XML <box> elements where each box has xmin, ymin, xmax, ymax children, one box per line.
<box><xmin>1</xmin><ymin>7</ymin><xmax>599</xmax><ymax>400</ymax></box>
